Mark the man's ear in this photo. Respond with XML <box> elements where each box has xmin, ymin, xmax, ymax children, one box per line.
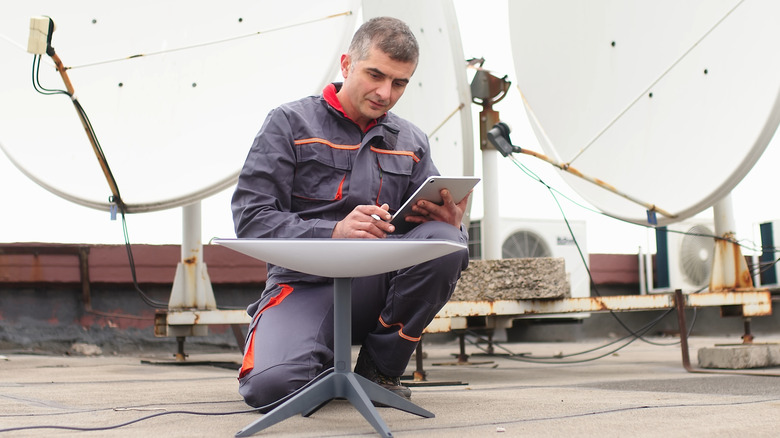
<box><xmin>339</xmin><ymin>54</ymin><xmax>351</xmax><ymax>79</ymax></box>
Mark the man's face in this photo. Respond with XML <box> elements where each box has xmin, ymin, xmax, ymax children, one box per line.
<box><xmin>337</xmin><ymin>45</ymin><xmax>417</xmax><ymax>130</ymax></box>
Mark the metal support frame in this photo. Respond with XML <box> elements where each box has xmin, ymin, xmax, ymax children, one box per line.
<box><xmin>156</xmin><ymin>288</ymin><xmax>773</xmax><ymax>382</ymax></box>
<box><xmin>424</xmin><ymin>290</ymin><xmax>772</xmax><ymax>334</ymax></box>
<box><xmin>413</xmin><ymin>290</ymin><xmax>773</xmax><ymax>378</ymax></box>
<box><xmin>472</xmin><ymin>67</ymin><xmax>511</xmax><ymax>260</ymax></box>
<box><xmin>673</xmin><ymin>290</ymin><xmax>780</xmax><ymax>376</ymax></box>
<box><xmin>159</xmin><ymin>202</ymin><xmax>217</xmax><ymax>347</ymax></box>
<box><xmin>154</xmin><ymin>202</ymin><xmax>251</xmax><ymax>360</ymax></box>
<box><xmin>156</xmin><ymin>290</ymin><xmax>772</xmax><ymax>338</ymax></box>
<box><xmin>710</xmin><ymin>194</ymin><xmax>755</xmax><ymax>291</ymax></box>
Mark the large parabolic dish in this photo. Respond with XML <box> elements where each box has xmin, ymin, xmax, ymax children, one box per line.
<box><xmin>0</xmin><ymin>1</ymin><xmax>359</xmax><ymax>213</ymax></box>
<box><xmin>508</xmin><ymin>0</ymin><xmax>780</xmax><ymax>226</ymax></box>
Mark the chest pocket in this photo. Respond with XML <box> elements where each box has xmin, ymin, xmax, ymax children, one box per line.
<box><xmin>292</xmin><ymin>140</ymin><xmax>355</xmax><ymax>208</ymax></box>
<box><xmin>375</xmin><ymin>151</ymin><xmax>415</xmax><ymax>212</ymax></box>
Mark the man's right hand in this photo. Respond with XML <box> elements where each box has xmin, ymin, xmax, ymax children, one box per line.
<box><xmin>331</xmin><ymin>204</ymin><xmax>395</xmax><ymax>238</ymax></box>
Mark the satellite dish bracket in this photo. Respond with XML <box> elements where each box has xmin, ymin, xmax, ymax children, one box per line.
<box><xmin>470</xmin><ymin>68</ymin><xmax>511</xmax><ymax>107</ymax></box>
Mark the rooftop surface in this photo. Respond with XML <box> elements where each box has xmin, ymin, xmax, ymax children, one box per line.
<box><xmin>2</xmin><ymin>335</ymin><xmax>780</xmax><ymax>437</ymax></box>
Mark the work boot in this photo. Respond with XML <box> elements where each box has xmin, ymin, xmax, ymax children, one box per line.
<box><xmin>354</xmin><ymin>346</ymin><xmax>412</xmax><ymax>400</ymax></box>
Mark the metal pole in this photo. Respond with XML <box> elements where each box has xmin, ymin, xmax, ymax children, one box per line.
<box><xmin>333</xmin><ymin>278</ymin><xmax>351</xmax><ymax>373</ymax></box>
<box><xmin>480</xmin><ymin>107</ymin><xmax>502</xmax><ymax>260</ymax></box>
<box><xmin>482</xmin><ymin>149</ymin><xmax>502</xmax><ymax>259</ymax></box>
<box><xmin>710</xmin><ymin>193</ymin><xmax>754</xmax><ymax>291</ymax></box>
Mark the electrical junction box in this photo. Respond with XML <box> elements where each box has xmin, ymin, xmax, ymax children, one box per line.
<box><xmin>27</xmin><ymin>16</ymin><xmax>53</xmax><ymax>55</ymax></box>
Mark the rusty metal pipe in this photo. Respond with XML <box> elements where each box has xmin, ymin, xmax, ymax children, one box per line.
<box><xmin>50</xmin><ymin>52</ymin><xmax>123</xmax><ymax>208</ymax></box>
<box><xmin>507</xmin><ymin>152</ymin><xmax>677</xmax><ymax>219</ymax></box>
<box><xmin>674</xmin><ymin>290</ymin><xmax>693</xmax><ymax>371</ymax></box>
<box><xmin>413</xmin><ymin>342</ymin><xmax>427</xmax><ymax>382</ymax></box>
<box><xmin>742</xmin><ymin>318</ymin><xmax>754</xmax><ymax>344</ymax></box>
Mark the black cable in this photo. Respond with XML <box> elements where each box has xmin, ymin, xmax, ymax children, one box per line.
<box><xmin>33</xmin><ymin>47</ymin><xmax>125</xmax><ymax>213</ymax></box>
<box><xmin>511</xmin><ymin>159</ymin><xmax>668</xmax><ymax>339</ymax></box>
<box><xmin>31</xmin><ymin>52</ymin><xmax>171</xmax><ymax>310</ymax></box>
<box><xmin>0</xmin><ymin>367</ymin><xmax>333</xmax><ymax>434</ymax></box>
<box><xmin>463</xmin><ymin>302</ymin><xmax>686</xmax><ymax>364</ymax></box>
<box><xmin>68</xmin><ymin>81</ymin><xmax>168</xmax><ymax>309</ymax></box>
<box><xmin>34</xmin><ymin>47</ymin><xmax>251</xmax><ymax>311</ymax></box>
<box><xmin>509</xmin><ymin>153</ymin><xmax>765</xmax><ymax>255</ymax></box>
<box><xmin>120</xmin><ymin>210</ymin><xmax>169</xmax><ymax>308</ymax></box>
<box><xmin>71</xmin><ymin>99</ymin><xmax>124</xmax><ymax>205</ymax></box>
<box><xmin>34</xmin><ymin>53</ymin><xmax>247</xmax><ymax>311</ymax></box>
<box><xmin>33</xmin><ymin>48</ymin><xmax>125</xmax><ymax>208</ymax></box>
<box><xmin>31</xmin><ymin>55</ymin><xmax>69</xmax><ymax>96</ymax></box>
<box><xmin>455</xmin><ymin>397</ymin><xmax>780</xmax><ymax>432</ymax></box>
<box><xmin>0</xmin><ymin>409</ymin><xmax>254</xmax><ymax>434</ymax></box>
<box><xmin>750</xmin><ymin>256</ymin><xmax>780</xmax><ymax>284</ymax></box>
<box><xmin>506</xmin><ymin>156</ymin><xmax>707</xmax><ymax>348</ymax></box>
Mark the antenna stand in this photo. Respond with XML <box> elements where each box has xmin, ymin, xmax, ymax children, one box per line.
<box><xmin>471</xmin><ymin>66</ymin><xmax>511</xmax><ymax>260</ymax></box>
<box><xmin>163</xmin><ymin>202</ymin><xmax>218</xmax><ymax>358</ymax></box>
<box><xmin>709</xmin><ymin>193</ymin><xmax>753</xmax><ymax>291</ymax></box>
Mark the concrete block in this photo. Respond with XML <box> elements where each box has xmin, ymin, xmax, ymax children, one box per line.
<box><xmin>698</xmin><ymin>343</ymin><xmax>780</xmax><ymax>369</ymax></box>
<box><xmin>451</xmin><ymin>257</ymin><xmax>569</xmax><ymax>301</ymax></box>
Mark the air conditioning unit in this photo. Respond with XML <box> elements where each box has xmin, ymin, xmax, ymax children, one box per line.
<box><xmin>496</xmin><ymin>218</ymin><xmax>589</xmax><ymax>299</ymax></box>
<box><xmin>651</xmin><ymin>219</ymin><xmax>716</xmax><ymax>293</ymax></box>
<box><xmin>756</xmin><ymin>220</ymin><xmax>780</xmax><ymax>288</ymax></box>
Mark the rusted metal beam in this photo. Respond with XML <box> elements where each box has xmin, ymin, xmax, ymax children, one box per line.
<box><xmin>153</xmin><ymin>291</ymin><xmax>772</xmax><ymax>338</ymax></box>
<box><xmin>425</xmin><ymin>290</ymin><xmax>772</xmax><ymax>333</ymax></box>
<box><xmin>155</xmin><ymin>309</ymin><xmax>251</xmax><ymax>337</ymax></box>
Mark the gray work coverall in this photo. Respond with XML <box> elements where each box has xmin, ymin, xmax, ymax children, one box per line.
<box><xmin>231</xmin><ymin>83</ymin><xmax>469</xmax><ymax>410</ymax></box>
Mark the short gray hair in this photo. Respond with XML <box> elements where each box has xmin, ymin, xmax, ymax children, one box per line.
<box><xmin>348</xmin><ymin>17</ymin><xmax>419</xmax><ymax>66</ymax></box>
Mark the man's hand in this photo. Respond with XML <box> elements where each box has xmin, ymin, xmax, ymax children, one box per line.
<box><xmin>331</xmin><ymin>204</ymin><xmax>395</xmax><ymax>238</ymax></box>
<box><xmin>406</xmin><ymin>189</ymin><xmax>470</xmax><ymax>229</ymax></box>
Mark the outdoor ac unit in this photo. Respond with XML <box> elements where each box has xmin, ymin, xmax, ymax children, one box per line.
<box><xmin>652</xmin><ymin>219</ymin><xmax>716</xmax><ymax>293</ymax></box>
<box><xmin>756</xmin><ymin>220</ymin><xmax>780</xmax><ymax>288</ymax></box>
<box><xmin>497</xmin><ymin>218</ymin><xmax>589</xmax><ymax>299</ymax></box>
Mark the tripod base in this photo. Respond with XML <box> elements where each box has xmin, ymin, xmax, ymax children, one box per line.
<box><xmin>235</xmin><ymin>371</ymin><xmax>434</xmax><ymax>438</ymax></box>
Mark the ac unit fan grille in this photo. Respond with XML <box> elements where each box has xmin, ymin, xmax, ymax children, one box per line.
<box><xmin>502</xmin><ymin>231</ymin><xmax>552</xmax><ymax>258</ymax></box>
<box><xmin>678</xmin><ymin>224</ymin><xmax>715</xmax><ymax>287</ymax></box>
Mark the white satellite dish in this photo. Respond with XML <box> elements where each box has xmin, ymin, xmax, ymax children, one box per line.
<box><xmin>361</xmin><ymin>0</ymin><xmax>474</xmax><ymax>179</ymax></box>
<box><xmin>0</xmin><ymin>0</ymin><xmax>359</xmax><ymax>212</ymax></box>
<box><xmin>508</xmin><ymin>0</ymin><xmax>780</xmax><ymax>226</ymax></box>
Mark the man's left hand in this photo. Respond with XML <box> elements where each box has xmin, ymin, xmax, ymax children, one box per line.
<box><xmin>407</xmin><ymin>189</ymin><xmax>470</xmax><ymax>229</ymax></box>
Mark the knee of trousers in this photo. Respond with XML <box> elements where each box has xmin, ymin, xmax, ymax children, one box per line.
<box><xmin>429</xmin><ymin>224</ymin><xmax>470</xmax><ymax>273</ymax></box>
<box><xmin>238</xmin><ymin>363</ymin><xmax>313</xmax><ymax>411</ymax></box>
<box><xmin>407</xmin><ymin>222</ymin><xmax>470</xmax><ymax>270</ymax></box>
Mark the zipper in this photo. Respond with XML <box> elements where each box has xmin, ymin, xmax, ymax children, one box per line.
<box><xmin>375</xmin><ymin>156</ymin><xmax>383</xmax><ymax>206</ymax></box>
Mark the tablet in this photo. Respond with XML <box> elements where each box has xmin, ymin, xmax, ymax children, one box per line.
<box><xmin>390</xmin><ymin>176</ymin><xmax>481</xmax><ymax>234</ymax></box>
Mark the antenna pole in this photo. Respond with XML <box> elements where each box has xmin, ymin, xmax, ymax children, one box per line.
<box><xmin>709</xmin><ymin>193</ymin><xmax>754</xmax><ymax>291</ymax></box>
<box><xmin>472</xmin><ymin>67</ymin><xmax>511</xmax><ymax>259</ymax></box>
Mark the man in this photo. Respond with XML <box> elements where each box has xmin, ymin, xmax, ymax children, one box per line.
<box><xmin>231</xmin><ymin>16</ymin><xmax>470</xmax><ymax>411</ymax></box>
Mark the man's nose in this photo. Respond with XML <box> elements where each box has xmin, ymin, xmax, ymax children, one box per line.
<box><xmin>375</xmin><ymin>79</ymin><xmax>392</xmax><ymax>101</ymax></box>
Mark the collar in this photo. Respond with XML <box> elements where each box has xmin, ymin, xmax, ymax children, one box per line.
<box><xmin>323</xmin><ymin>83</ymin><xmax>380</xmax><ymax>132</ymax></box>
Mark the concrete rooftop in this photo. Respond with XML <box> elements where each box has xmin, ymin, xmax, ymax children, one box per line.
<box><xmin>2</xmin><ymin>335</ymin><xmax>780</xmax><ymax>437</ymax></box>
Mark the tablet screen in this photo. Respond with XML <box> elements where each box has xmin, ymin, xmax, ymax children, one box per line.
<box><xmin>390</xmin><ymin>176</ymin><xmax>480</xmax><ymax>234</ymax></box>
